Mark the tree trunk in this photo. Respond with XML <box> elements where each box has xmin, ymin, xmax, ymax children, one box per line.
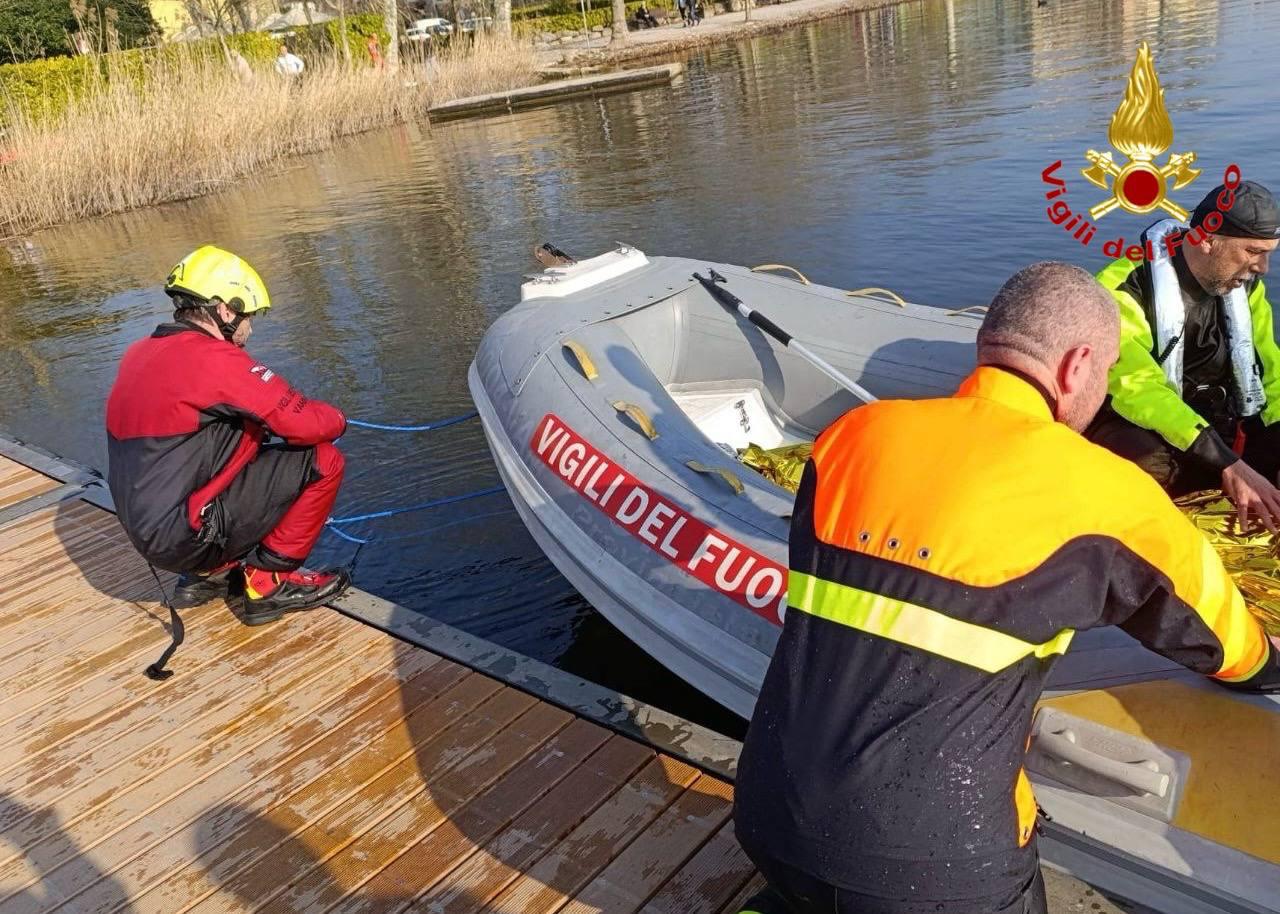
<box><xmin>384</xmin><ymin>0</ymin><xmax>399</xmax><ymax>70</ymax></box>
<box><xmin>611</xmin><ymin>0</ymin><xmax>627</xmax><ymax>43</ymax></box>
<box><xmin>338</xmin><ymin>0</ymin><xmax>352</xmax><ymax>66</ymax></box>
<box><xmin>744</xmin><ymin>0</ymin><xmax>752</xmax><ymax>21</ymax></box>
<box><xmin>494</xmin><ymin>0</ymin><xmax>511</xmax><ymax>36</ymax></box>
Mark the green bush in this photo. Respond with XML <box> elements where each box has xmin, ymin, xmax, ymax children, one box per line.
<box><xmin>285</xmin><ymin>12</ymin><xmax>389</xmax><ymax>64</ymax></box>
<box><xmin>513</xmin><ymin>0</ymin><xmax>666</xmax><ymax>35</ymax></box>
<box><xmin>0</xmin><ymin>18</ymin><xmax>384</xmax><ymax>126</ymax></box>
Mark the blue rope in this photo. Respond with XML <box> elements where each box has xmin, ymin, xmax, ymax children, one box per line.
<box><xmin>323</xmin><ymin>505</ymin><xmax>515</xmax><ymax>548</ymax></box>
<box><xmin>345</xmin><ymin>410</ymin><xmax>478</xmax><ymax>433</ymax></box>
<box><xmin>327</xmin><ymin>485</ymin><xmax>506</xmax><ymax>526</ymax></box>
<box><xmin>326</xmin><ymin>525</ymin><xmax>372</xmax><ymax>545</ymax></box>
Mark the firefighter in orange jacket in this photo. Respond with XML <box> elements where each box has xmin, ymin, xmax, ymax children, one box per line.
<box><xmin>734</xmin><ymin>262</ymin><xmax>1280</xmax><ymax>914</ymax></box>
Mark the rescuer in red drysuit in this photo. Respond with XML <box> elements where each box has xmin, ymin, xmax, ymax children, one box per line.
<box><xmin>105</xmin><ymin>245</ymin><xmax>350</xmax><ymax>625</ymax></box>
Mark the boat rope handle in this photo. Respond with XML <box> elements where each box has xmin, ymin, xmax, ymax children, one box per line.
<box><xmin>751</xmin><ymin>263</ymin><xmax>811</xmax><ymax>285</ymax></box>
<box><xmin>562</xmin><ymin>340</ymin><xmax>599</xmax><ymax>380</ymax></box>
<box><xmin>846</xmin><ymin>287</ymin><xmax>908</xmax><ymax>307</ymax></box>
<box><xmin>685</xmin><ymin>460</ymin><xmax>744</xmax><ymax>494</ymax></box>
<box><xmin>946</xmin><ymin>305</ymin><xmax>989</xmax><ymax>317</ymax></box>
<box><xmin>612</xmin><ymin>401</ymin><xmax>658</xmax><ymax>439</ymax></box>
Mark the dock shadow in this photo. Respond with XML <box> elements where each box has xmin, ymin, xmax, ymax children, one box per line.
<box><xmin>185</xmin><ymin>612</ymin><xmax>747</xmax><ymax>913</ymax></box>
<box><xmin>0</xmin><ymin>794</ymin><xmax>136</xmax><ymax>913</ymax></box>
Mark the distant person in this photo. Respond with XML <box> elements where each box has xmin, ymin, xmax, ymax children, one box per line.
<box><xmin>367</xmin><ymin>34</ymin><xmax>384</xmax><ymax>68</ymax></box>
<box><xmin>733</xmin><ymin>262</ymin><xmax>1279</xmax><ymax>914</ymax></box>
<box><xmin>635</xmin><ymin>3</ymin><xmax>659</xmax><ymax>27</ymax></box>
<box><xmin>1088</xmin><ymin>181</ymin><xmax>1280</xmax><ymax>531</ymax></box>
<box><xmin>228</xmin><ymin>48</ymin><xmax>254</xmax><ymax>83</ymax></box>
<box><xmin>275</xmin><ymin>44</ymin><xmax>305</xmax><ymax>78</ymax></box>
<box><xmin>106</xmin><ymin>246</ymin><xmax>351</xmax><ymax>625</ymax></box>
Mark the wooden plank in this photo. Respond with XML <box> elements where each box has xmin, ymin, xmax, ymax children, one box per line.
<box><xmin>345</xmin><ymin>732</ymin><xmax>656</xmax><ymax>914</ymax></box>
<box><xmin>640</xmin><ymin>820</ymin><xmax>757</xmax><ymax>914</ymax></box>
<box><xmin>414</xmin><ymin>742</ymin><xmax>696</xmax><ymax>911</ymax></box>
<box><xmin>481</xmin><ymin>755</ymin><xmax>702</xmax><ymax>914</ymax></box>
<box><xmin>85</xmin><ymin>668</ymin><xmax>496</xmax><ymax>914</ymax></box>
<box><xmin>0</xmin><ymin>471</ymin><xmax>57</xmax><ymax>511</ymax></box>
<box><xmin>316</xmin><ymin>718</ymin><xmax>620</xmax><ymax>914</ymax></box>
<box><xmin>178</xmin><ymin>686</ymin><xmax>548</xmax><ymax>914</ymax></box>
<box><xmin>0</xmin><ymin>587</ymin><xmax>276</xmax><ymax>752</ymax></box>
<box><xmin>0</xmin><ymin>478</ymin><xmax>756</xmax><ymax>914</ymax></box>
<box><xmin>0</xmin><ymin>627</ymin><xmax>401</xmax><ymax>908</ymax></box>
<box><xmin>0</xmin><ymin>593</ymin><xmax>221</xmax><ymax>711</ymax></box>
<box><xmin>718</xmin><ymin>874</ymin><xmax>768</xmax><ymax>914</ymax></box>
<box><xmin>0</xmin><ymin>610</ymin><xmax>355</xmax><ymax>812</ymax></box>
<box><xmin>557</xmin><ymin>776</ymin><xmax>736</xmax><ymax>914</ymax></box>
<box><xmin>0</xmin><ymin>574</ymin><xmax>161</xmax><ymax>677</ymax></box>
<box><xmin>0</xmin><ymin>559</ymin><xmax>165</xmax><ymax>652</ymax></box>
<box><xmin>224</xmin><ymin>705</ymin><xmax>589</xmax><ymax>914</ymax></box>
<box><xmin>0</xmin><ymin>598</ymin><xmax>258</xmax><ymax>760</ymax></box>
<box><xmin>0</xmin><ymin>533</ymin><xmax>151</xmax><ymax>628</ymax></box>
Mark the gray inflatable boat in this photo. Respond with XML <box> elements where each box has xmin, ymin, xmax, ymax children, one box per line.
<box><xmin>470</xmin><ymin>245</ymin><xmax>1280</xmax><ymax>913</ymax></box>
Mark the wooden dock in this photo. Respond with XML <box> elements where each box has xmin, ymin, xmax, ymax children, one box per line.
<box><xmin>427</xmin><ymin>64</ymin><xmax>684</xmax><ymax>122</ymax></box>
<box><xmin>0</xmin><ymin>434</ymin><xmax>1142</xmax><ymax>914</ymax></box>
<box><xmin>0</xmin><ymin>444</ymin><xmax>762</xmax><ymax>913</ymax></box>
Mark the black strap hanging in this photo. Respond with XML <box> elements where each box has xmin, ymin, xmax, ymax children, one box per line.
<box><xmin>143</xmin><ymin>563</ymin><xmax>184</xmax><ymax>681</ymax></box>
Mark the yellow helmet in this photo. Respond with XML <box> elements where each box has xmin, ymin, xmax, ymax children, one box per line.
<box><xmin>164</xmin><ymin>245</ymin><xmax>271</xmax><ymax>315</ymax></box>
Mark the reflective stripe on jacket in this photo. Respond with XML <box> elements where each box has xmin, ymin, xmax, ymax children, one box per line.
<box><xmin>1097</xmin><ymin>252</ymin><xmax>1280</xmax><ymax>455</ymax></box>
<box><xmin>734</xmin><ymin>366</ymin><xmax>1276</xmax><ymax>906</ymax></box>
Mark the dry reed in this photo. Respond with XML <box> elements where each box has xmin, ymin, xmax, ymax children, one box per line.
<box><xmin>0</xmin><ymin>36</ymin><xmax>539</xmax><ymax>236</ymax></box>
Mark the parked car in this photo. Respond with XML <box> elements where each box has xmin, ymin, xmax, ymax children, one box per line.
<box><xmin>459</xmin><ymin>16</ymin><xmax>493</xmax><ymax>32</ymax></box>
<box><xmin>405</xmin><ymin>17</ymin><xmax>453</xmax><ymax>41</ymax></box>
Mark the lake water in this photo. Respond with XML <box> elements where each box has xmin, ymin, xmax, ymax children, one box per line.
<box><xmin>2</xmin><ymin>0</ymin><xmax>1275</xmax><ymax>734</ymax></box>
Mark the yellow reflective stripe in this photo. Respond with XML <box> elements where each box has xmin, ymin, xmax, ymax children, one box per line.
<box><xmin>1194</xmin><ymin>539</ymin><xmax>1270</xmax><ymax>683</ymax></box>
<box><xmin>787</xmin><ymin>571</ymin><xmax>1074</xmax><ymax>673</ymax></box>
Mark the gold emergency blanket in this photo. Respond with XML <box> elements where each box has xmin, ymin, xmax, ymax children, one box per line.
<box><xmin>738</xmin><ymin>443</ymin><xmax>812</xmax><ymax>492</ymax></box>
<box><xmin>1176</xmin><ymin>493</ymin><xmax>1280</xmax><ymax>637</ymax></box>
<box><xmin>739</xmin><ymin>444</ymin><xmax>1280</xmax><ymax>637</ymax></box>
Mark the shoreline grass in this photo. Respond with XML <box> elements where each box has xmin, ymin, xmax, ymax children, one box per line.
<box><xmin>0</xmin><ymin>37</ymin><xmax>539</xmax><ymax>237</ymax></box>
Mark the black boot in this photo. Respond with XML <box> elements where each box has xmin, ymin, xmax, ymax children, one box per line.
<box><xmin>172</xmin><ymin>563</ymin><xmax>241</xmax><ymax>608</ymax></box>
<box><xmin>241</xmin><ymin>567</ymin><xmax>351</xmax><ymax>626</ymax></box>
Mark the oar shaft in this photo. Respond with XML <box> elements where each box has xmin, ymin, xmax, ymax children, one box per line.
<box><xmin>790</xmin><ymin>340</ymin><xmax>878</xmax><ymax>404</ymax></box>
<box><xmin>694</xmin><ymin>271</ymin><xmax>877</xmax><ymax>405</ymax></box>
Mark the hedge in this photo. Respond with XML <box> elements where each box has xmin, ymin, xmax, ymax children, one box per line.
<box><xmin>0</xmin><ymin>14</ymin><xmax>387</xmax><ymax>125</ymax></box>
<box><xmin>513</xmin><ymin>0</ymin><xmax>671</xmax><ymax>35</ymax></box>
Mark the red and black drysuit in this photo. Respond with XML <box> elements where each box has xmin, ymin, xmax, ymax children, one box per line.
<box><xmin>106</xmin><ymin>322</ymin><xmax>346</xmax><ymax>575</ymax></box>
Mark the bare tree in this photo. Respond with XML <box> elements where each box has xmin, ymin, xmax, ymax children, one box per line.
<box><xmin>383</xmin><ymin>0</ymin><xmax>398</xmax><ymax>70</ymax></box>
<box><xmin>182</xmin><ymin>0</ymin><xmax>242</xmax><ymax>32</ymax></box>
<box><xmin>337</xmin><ymin>0</ymin><xmax>351</xmax><ymax>65</ymax></box>
<box><xmin>493</xmin><ymin>0</ymin><xmax>510</xmax><ymax>35</ymax></box>
<box><xmin>611</xmin><ymin>0</ymin><xmax>626</xmax><ymax>43</ymax></box>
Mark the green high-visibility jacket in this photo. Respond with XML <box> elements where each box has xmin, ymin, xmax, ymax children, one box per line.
<box><xmin>1097</xmin><ymin>256</ymin><xmax>1280</xmax><ymax>460</ymax></box>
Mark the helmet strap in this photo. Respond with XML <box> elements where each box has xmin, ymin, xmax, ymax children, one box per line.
<box><xmin>204</xmin><ymin>304</ymin><xmax>245</xmax><ymax>343</ymax></box>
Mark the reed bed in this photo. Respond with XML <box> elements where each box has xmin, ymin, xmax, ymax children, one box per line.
<box><xmin>0</xmin><ymin>37</ymin><xmax>539</xmax><ymax>236</ymax></box>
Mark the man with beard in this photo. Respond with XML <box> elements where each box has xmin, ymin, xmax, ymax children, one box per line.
<box><xmin>1088</xmin><ymin>181</ymin><xmax>1280</xmax><ymax>531</ymax></box>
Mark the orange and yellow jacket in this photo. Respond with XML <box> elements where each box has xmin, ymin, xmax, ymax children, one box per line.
<box><xmin>734</xmin><ymin>366</ymin><xmax>1277</xmax><ymax>907</ymax></box>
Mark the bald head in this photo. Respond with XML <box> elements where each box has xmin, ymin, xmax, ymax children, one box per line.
<box><xmin>977</xmin><ymin>262</ymin><xmax>1120</xmax><ymax>431</ymax></box>
<box><xmin>978</xmin><ymin>262</ymin><xmax>1118</xmax><ymax>364</ymax></box>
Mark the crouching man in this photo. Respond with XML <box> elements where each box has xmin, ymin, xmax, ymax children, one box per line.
<box><xmin>106</xmin><ymin>245</ymin><xmax>350</xmax><ymax>625</ymax></box>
